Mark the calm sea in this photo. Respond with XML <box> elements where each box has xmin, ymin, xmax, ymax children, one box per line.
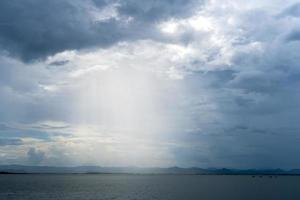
<box><xmin>0</xmin><ymin>174</ymin><xmax>299</xmax><ymax>200</ymax></box>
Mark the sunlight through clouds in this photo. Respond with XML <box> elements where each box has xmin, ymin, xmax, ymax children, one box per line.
<box><xmin>1</xmin><ymin>0</ymin><xmax>300</xmax><ymax>168</ymax></box>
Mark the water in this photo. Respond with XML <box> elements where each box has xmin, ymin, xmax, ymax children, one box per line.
<box><xmin>0</xmin><ymin>174</ymin><xmax>299</xmax><ymax>200</ymax></box>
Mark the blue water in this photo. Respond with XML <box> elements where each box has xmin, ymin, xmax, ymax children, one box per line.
<box><xmin>0</xmin><ymin>174</ymin><xmax>299</xmax><ymax>200</ymax></box>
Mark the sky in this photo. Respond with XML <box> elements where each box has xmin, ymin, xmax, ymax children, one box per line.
<box><xmin>0</xmin><ymin>0</ymin><xmax>300</xmax><ymax>169</ymax></box>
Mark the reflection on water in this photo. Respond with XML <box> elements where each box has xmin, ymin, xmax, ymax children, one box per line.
<box><xmin>0</xmin><ymin>174</ymin><xmax>299</xmax><ymax>200</ymax></box>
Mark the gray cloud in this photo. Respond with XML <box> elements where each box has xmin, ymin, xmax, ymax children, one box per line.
<box><xmin>0</xmin><ymin>0</ymin><xmax>203</xmax><ymax>61</ymax></box>
<box><xmin>280</xmin><ymin>3</ymin><xmax>300</xmax><ymax>17</ymax></box>
<box><xmin>0</xmin><ymin>55</ymin><xmax>79</xmax><ymax>123</ymax></box>
<box><xmin>0</xmin><ymin>0</ymin><xmax>97</xmax><ymax>61</ymax></box>
<box><xmin>27</xmin><ymin>148</ymin><xmax>46</xmax><ymax>165</ymax></box>
<box><xmin>0</xmin><ymin>124</ymin><xmax>10</xmax><ymax>131</ymax></box>
<box><xmin>0</xmin><ymin>138</ymin><xmax>23</xmax><ymax>146</ymax></box>
<box><xmin>117</xmin><ymin>0</ymin><xmax>202</xmax><ymax>22</ymax></box>
<box><xmin>286</xmin><ymin>30</ymin><xmax>300</xmax><ymax>42</ymax></box>
<box><xmin>157</xmin><ymin>1</ymin><xmax>300</xmax><ymax>168</ymax></box>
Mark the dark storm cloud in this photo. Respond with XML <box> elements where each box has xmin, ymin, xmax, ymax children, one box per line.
<box><xmin>0</xmin><ymin>0</ymin><xmax>203</xmax><ymax>61</ymax></box>
<box><xmin>0</xmin><ymin>0</ymin><xmax>115</xmax><ymax>61</ymax></box>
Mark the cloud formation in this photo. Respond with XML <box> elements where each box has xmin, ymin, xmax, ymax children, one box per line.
<box><xmin>0</xmin><ymin>0</ymin><xmax>300</xmax><ymax>168</ymax></box>
<box><xmin>27</xmin><ymin>148</ymin><xmax>46</xmax><ymax>165</ymax></box>
<box><xmin>0</xmin><ymin>138</ymin><xmax>23</xmax><ymax>146</ymax></box>
<box><xmin>0</xmin><ymin>0</ymin><xmax>202</xmax><ymax>61</ymax></box>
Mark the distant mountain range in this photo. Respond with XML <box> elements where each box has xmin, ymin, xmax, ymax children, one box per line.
<box><xmin>0</xmin><ymin>165</ymin><xmax>300</xmax><ymax>175</ymax></box>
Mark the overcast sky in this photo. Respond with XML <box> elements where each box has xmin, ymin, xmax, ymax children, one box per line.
<box><xmin>1</xmin><ymin>0</ymin><xmax>300</xmax><ymax>169</ymax></box>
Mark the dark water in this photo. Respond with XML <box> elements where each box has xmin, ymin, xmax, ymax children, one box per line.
<box><xmin>0</xmin><ymin>174</ymin><xmax>299</xmax><ymax>200</ymax></box>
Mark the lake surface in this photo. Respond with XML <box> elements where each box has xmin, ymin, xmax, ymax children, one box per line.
<box><xmin>0</xmin><ymin>174</ymin><xmax>299</xmax><ymax>200</ymax></box>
